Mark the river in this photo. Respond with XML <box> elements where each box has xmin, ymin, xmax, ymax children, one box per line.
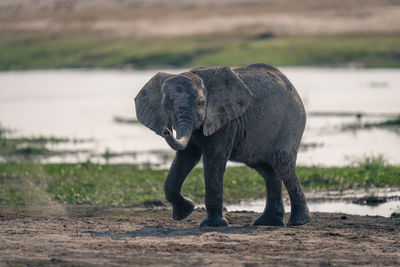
<box><xmin>0</xmin><ymin>67</ymin><xmax>399</xmax><ymax>166</ymax></box>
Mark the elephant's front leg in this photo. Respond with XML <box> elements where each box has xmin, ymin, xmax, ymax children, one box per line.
<box><xmin>164</xmin><ymin>146</ymin><xmax>201</xmax><ymax>220</ymax></box>
<box><xmin>200</xmin><ymin>153</ymin><xmax>228</xmax><ymax>227</ymax></box>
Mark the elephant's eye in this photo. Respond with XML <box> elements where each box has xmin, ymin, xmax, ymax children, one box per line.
<box><xmin>197</xmin><ymin>99</ymin><xmax>205</xmax><ymax>106</ymax></box>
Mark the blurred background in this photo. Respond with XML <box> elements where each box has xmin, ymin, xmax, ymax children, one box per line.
<box><xmin>0</xmin><ymin>0</ymin><xmax>399</xmax><ymax>215</ymax></box>
<box><xmin>0</xmin><ymin>0</ymin><xmax>399</xmax><ymax>166</ymax></box>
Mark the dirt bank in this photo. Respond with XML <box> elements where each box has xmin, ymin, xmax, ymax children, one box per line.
<box><xmin>1</xmin><ymin>206</ymin><xmax>399</xmax><ymax>266</ymax></box>
<box><xmin>0</xmin><ymin>0</ymin><xmax>399</xmax><ymax>37</ymax></box>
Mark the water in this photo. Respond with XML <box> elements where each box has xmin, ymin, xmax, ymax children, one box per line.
<box><xmin>227</xmin><ymin>199</ymin><xmax>400</xmax><ymax>217</ymax></box>
<box><xmin>226</xmin><ymin>189</ymin><xmax>400</xmax><ymax>217</ymax></box>
<box><xmin>0</xmin><ymin>67</ymin><xmax>399</xmax><ymax>166</ymax></box>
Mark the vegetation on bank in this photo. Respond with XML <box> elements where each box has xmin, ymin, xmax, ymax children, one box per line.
<box><xmin>366</xmin><ymin>116</ymin><xmax>400</xmax><ymax>127</ymax></box>
<box><xmin>0</xmin><ymin>135</ymin><xmax>67</xmax><ymax>158</ymax></box>
<box><xmin>343</xmin><ymin>115</ymin><xmax>400</xmax><ymax>131</ymax></box>
<box><xmin>0</xmin><ymin>33</ymin><xmax>400</xmax><ymax>70</ymax></box>
<box><xmin>0</xmin><ymin>126</ymin><xmax>92</xmax><ymax>159</ymax></box>
<box><xmin>1</xmin><ymin>157</ymin><xmax>399</xmax><ymax>207</ymax></box>
<box><xmin>113</xmin><ymin>116</ymin><xmax>140</xmax><ymax>124</ymax></box>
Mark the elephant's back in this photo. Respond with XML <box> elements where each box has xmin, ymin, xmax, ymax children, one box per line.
<box><xmin>234</xmin><ymin>64</ymin><xmax>298</xmax><ymax>115</ymax></box>
<box><xmin>234</xmin><ymin>64</ymin><xmax>305</xmax><ymax>124</ymax></box>
<box><xmin>233</xmin><ymin>63</ymin><xmax>304</xmax><ymax>116</ymax></box>
<box><xmin>234</xmin><ymin>63</ymin><xmax>295</xmax><ymax>96</ymax></box>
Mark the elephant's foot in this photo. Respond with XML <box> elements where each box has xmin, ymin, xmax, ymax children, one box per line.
<box><xmin>253</xmin><ymin>213</ymin><xmax>284</xmax><ymax>227</ymax></box>
<box><xmin>172</xmin><ymin>197</ymin><xmax>195</xmax><ymax>220</ymax></box>
<box><xmin>287</xmin><ymin>207</ymin><xmax>311</xmax><ymax>226</ymax></box>
<box><xmin>200</xmin><ymin>216</ymin><xmax>228</xmax><ymax>227</ymax></box>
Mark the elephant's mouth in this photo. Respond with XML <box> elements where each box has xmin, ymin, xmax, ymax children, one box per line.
<box><xmin>162</xmin><ymin>127</ymin><xmax>192</xmax><ymax>151</ymax></box>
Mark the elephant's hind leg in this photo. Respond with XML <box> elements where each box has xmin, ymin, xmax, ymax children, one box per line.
<box><xmin>164</xmin><ymin>145</ymin><xmax>201</xmax><ymax>220</ymax></box>
<box><xmin>253</xmin><ymin>165</ymin><xmax>285</xmax><ymax>226</ymax></box>
<box><xmin>284</xmin><ymin>170</ymin><xmax>311</xmax><ymax>226</ymax></box>
<box><xmin>272</xmin><ymin>151</ymin><xmax>311</xmax><ymax>226</ymax></box>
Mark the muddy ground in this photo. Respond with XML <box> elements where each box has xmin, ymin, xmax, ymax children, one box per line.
<box><xmin>1</xmin><ymin>206</ymin><xmax>399</xmax><ymax>266</ymax></box>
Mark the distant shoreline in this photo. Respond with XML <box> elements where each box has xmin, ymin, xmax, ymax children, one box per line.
<box><xmin>1</xmin><ymin>34</ymin><xmax>399</xmax><ymax>70</ymax></box>
<box><xmin>1</xmin><ymin>0</ymin><xmax>399</xmax><ymax>70</ymax></box>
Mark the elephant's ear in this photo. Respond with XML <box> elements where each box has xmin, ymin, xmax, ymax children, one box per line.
<box><xmin>134</xmin><ymin>72</ymin><xmax>172</xmax><ymax>136</ymax></box>
<box><xmin>192</xmin><ymin>66</ymin><xmax>253</xmax><ymax>136</ymax></box>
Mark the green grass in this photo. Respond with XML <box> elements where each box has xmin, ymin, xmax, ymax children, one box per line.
<box><xmin>0</xmin><ymin>139</ymin><xmax>53</xmax><ymax>158</ymax></box>
<box><xmin>0</xmin><ymin>125</ymin><xmax>93</xmax><ymax>160</ymax></box>
<box><xmin>113</xmin><ymin>116</ymin><xmax>140</xmax><ymax>124</ymax></box>
<box><xmin>0</xmin><ymin>133</ymin><xmax>67</xmax><ymax>159</ymax></box>
<box><xmin>343</xmin><ymin>115</ymin><xmax>400</xmax><ymax>131</ymax></box>
<box><xmin>1</xmin><ymin>157</ymin><xmax>399</xmax><ymax>207</ymax></box>
<box><xmin>369</xmin><ymin>116</ymin><xmax>400</xmax><ymax>127</ymax></box>
<box><xmin>0</xmin><ymin>33</ymin><xmax>399</xmax><ymax>70</ymax></box>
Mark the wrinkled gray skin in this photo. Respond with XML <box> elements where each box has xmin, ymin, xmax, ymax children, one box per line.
<box><xmin>135</xmin><ymin>64</ymin><xmax>311</xmax><ymax>227</ymax></box>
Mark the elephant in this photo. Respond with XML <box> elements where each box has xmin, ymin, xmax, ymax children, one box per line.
<box><xmin>134</xmin><ymin>63</ymin><xmax>311</xmax><ymax>227</ymax></box>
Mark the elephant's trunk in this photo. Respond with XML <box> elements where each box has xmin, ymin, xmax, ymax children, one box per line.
<box><xmin>162</xmin><ymin>127</ymin><xmax>192</xmax><ymax>151</ymax></box>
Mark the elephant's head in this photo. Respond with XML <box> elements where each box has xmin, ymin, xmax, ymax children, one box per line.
<box><xmin>134</xmin><ymin>66</ymin><xmax>253</xmax><ymax>151</ymax></box>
